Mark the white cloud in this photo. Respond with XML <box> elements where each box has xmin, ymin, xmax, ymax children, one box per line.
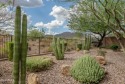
<box><xmin>35</xmin><ymin>20</ymin><xmax>63</xmax><ymax>35</ymax></box>
<box><xmin>27</xmin><ymin>15</ymin><xmax>32</xmax><ymax>25</ymax></box>
<box><xmin>45</xmin><ymin>20</ymin><xmax>64</xmax><ymax>29</ymax></box>
<box><xmin>35</xmin><ymin>22</ymin><xmax>45</xmax><ymax>28</ymax></box>
<box><xmin>46</xmin><ymin>31</ymin><xmax>59</xmax><ymax>35</ymax></box>
<box><xmin>35</xmin><ymin>5</ymin><xmax>70</xmax><ymax>35</ymax></box>
<box><xmin>0</xmin><ymin>0</ymin><xmax>43</xmax><ymax>7</ymax></box>
<box><xmin>50</xmin><ymin>5</ymin><xmax>69</xmax><ymax>21</ymax></box>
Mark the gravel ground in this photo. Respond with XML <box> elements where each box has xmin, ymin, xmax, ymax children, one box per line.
<box><xmin>0</xmin><ymin>49</ymin><xmax>125</xmax><ymax>84</ymax></box>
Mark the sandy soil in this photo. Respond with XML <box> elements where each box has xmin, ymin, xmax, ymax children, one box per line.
<box><xmin>0</xmin><ymin>48</ymin><xmax>125</xmax><ymax>84</ymax></box>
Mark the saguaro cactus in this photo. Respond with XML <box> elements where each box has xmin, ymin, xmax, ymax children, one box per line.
<box><xmin>83</xmin><ymin>34</ymin><xmax>91</xmax><ymax>50</ymax></box>
<box><xmin>20</xmin><ymin>14</ymin><xmax>27</xmax><ymax>84</ymax></box>
<box><xmin>13</xmin><ymin>6</ymin><xmax>21</xmax><ymax>84</ymax></box>
<box><xmin>52</xmin><ymin>37</ymin><xmax>65</xmax><ymax>60</ymax></box>
<box><xmin>13</xmin><ymin>6</ymin><xmax>27</xmax><ymax>84</ymax></box>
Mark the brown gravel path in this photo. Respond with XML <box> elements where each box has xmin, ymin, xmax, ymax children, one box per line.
<box><xmin>0</xmin><ymin>49</ymin><xmax>125</xmax><ymax>84</ymax></box>
<box><xmin>100</xmin><ymin>50</ymin><xmax>125</xmax><ymax>84</ymax></box>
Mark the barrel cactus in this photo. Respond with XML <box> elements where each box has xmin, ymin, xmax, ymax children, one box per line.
<box><xmin>70</xmin><ymin>55</ymin><xmax>105</xmax><ymax>84</ymax></box>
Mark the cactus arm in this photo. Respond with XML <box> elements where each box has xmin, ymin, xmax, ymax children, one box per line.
<box><xmin>13</xmin><ymin>6</ymin><xmax>21</xmax><ymax>84</ymax></box>
<box><xmin>52</xmin><ymin>37</ymin><xmax>65</xmax><ymax>60</ymax></box>
<box><xmin>57</xmin><ymin>38</ymin><xmax>62</xmax><ymax>59</ymax></box>
<box><xmin>61</xmin><ymin>40</ymin><xmax>64</xmax><ymax>59</ymax></box>
<box><xmin>83</xmin><ymin>34</ymin><xmax>91</xmax><ymax>50</ymax></box>
<box><xmin>52</xmin><ymin>37</ymin><xmax>59</xmax><ymax>59</ymax></box>
<box><xmin>20</xmin><ymin>14</ymin><xmax>27</xmax><ymax>84</ymax></box>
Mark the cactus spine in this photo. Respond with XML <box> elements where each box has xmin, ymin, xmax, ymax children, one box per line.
<box><xmin>83</xmin><ymin>34</ymin><xmax>91</xmax><ymax>50</ymax></box>
<box><xmin>13</xmin><ymin>6</ymin><xmax>27</xmax><ymax>84</ymax></box>
<box><xmin>52</xmin><ymin>37</ymin><xmax>65</xmax><ymax>60</ymax></box>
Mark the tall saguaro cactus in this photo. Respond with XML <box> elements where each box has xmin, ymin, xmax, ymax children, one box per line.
<box><xmin>13</xmin><ymin>6</ymin><xmax>27</xmax><ymax>84</ymax></box>
<box><xmin>13</xmin><ymin>6</ymin><xmax>21</xmax><ymax>84</ymax></box>
<box><xmin>52</xmin><ymin>37</ymin><xmax>65</xmax><ymax>60</ymax></box>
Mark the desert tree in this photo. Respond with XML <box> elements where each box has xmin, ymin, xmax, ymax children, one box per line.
<box><xmin>28</xmin><ymin>28</ymin><xmax>45</xmax><ymax>38</ymax></box>
<box><xmin>68</xmin><ymin>9</ymin><xmax>111</xmax><ymax>47</ymax></box>
<box><xmin>0</xmin><ymin>0</ymin><xmax>15</xmax><ymax>35</ymax></box>
<box><xmin>66</xmin><ymin>0</ymin><xmax>125</xmax><ymax>51</ymax></box>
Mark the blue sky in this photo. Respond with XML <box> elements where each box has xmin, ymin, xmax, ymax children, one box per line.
<box><xmin>20</xmin><ymin>0</ymin><xmax>75</xmax><ymax>34</ymax></box>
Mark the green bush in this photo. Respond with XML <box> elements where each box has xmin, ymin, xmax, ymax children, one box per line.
<box><xmin>0</xmin><ymin>42</ymin><xmax>13</xmax><ymax>59</ymax></box>
<box><xmin>64</xmin><ymin>42</ymin><xmax>67</xmax><ymax>51</ymax></box>
<box><xmin>0</xmin><ymin>42</ymin><xmax>9</xmax><ymax>56</ymax></box>
<box><xmin>71</xmin><ymin>55</ymin><xmax>105</xmax><ymax>84</ymax></box>
<box><xmin>8</xmin><ymin>42</ymin><xmax>14</xmax><ymax>61</ymax></box>
<box><xmin>110</xmin><ymin>44</ymin><xmax>119</xmax><ymax>51</ymax></box>
<box><xmin>77</xmin><ymin>44</ymin><xmax>82</xmax><ymax>50</ymax></box>
<box><xmin>26</xmin><ymin>56</ymin><xmax>53</xmax><ymax>72</ymax></box>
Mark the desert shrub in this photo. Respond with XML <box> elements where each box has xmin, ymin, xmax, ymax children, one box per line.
<box><xmin>8</xmin><ymin>42</ymin><xmax>14</xmax><ymax>61</ymax></box>
<box><xmin>64</xmin><ymin>42</ymin><xmax>67</xmax><ymax>51</ymax></box>
<box><xmin>77</xmin><ymin>44</ymin><xmax>82</xmax><ymax>50</ymax></box>
<box><xmin>0</xmin><ymin>42</ymin><xmax>13</xmax><ymax>58</ymax></box>
<box><xmin>110</xmin><ymin>44</ymin><xmax>119</xmax><ymax>51</ymax></box>
<box><xmin>70</xmin><ymin>55</ymin><xmax>105</xmax><ymax>84</ymax></box>
<box><xmin>0</xmin><ymin>43</ymin><xmax>8</xmax><ymax>56</ymax></box>
<box><xmin>97</xmin><ymin>49</ymin><xmax>106</xmax><ymax>57</ymax></box>
<box><xmin>48</xmin><ymin>46</ymin><xmax>53</xmax><ymax>52</ymax></box>
<box><xmin>26</xmin><ymin>57</ymin><xmax>53</xmax><ymax>72</ymax></box>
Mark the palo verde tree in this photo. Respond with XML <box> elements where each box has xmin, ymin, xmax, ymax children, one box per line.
<box><xmin>27</xmin><ymin>28</ymin><xmax>45</xmax><ymax>38</ymax></box>
<box><xmin>66</xmin><ymin>0</ymin><xmax>125</xmax><ymax>51</ymax></box>
<box><xmin>68</xmin><ymin>12</ymin><xmax>111</xmax><ymax>47</ymax></box>
<box><xmin>75</xmin><ymin>0</ymin><xmax>125</xmax><ymax>51</ymax></box>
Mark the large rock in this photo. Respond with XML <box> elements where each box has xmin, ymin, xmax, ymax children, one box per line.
<box><xmin>27</xmin><ymin>73</ymin><xmax>40</xmax><ymax>84</ymax></box>
<box><xmin>61</xmin><ymin>65</ymin><xmax>71</xmax><ymax>76</ymax></box>
<box><xmin>94</xmin><ymin>56</ymin><xmax>106</xmax><ymax>65</ymax></box>
<box><xmin>83</xmin><ymin>50</ymin><xmax>90</xmax><ymax>54</ymax></box>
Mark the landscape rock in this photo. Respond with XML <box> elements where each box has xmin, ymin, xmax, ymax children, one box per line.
<box><xmin>27</xmin><ymin>73</ymin><xmax>40</xmax><ymax>84</ymax></box>
<box><xmin>61</xmin><ymin>64</ymin><xmax>71</xmax><ymax>76</ymax></box>
<box><xmin>83</xmin><ymin>50</ymin><xmax>90</xmax><ymax>54</ymax></box>
<box><xmin>94</xmin><ymin>56</ymin><xmax>106</xmax><ymax>65</ymax></box>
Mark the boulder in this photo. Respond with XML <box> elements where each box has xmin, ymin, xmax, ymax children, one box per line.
<box><xmin>27</xmin><ymin>73</ymin><xmax>40</xmax><ymax>84</ymax></box>
<box><xmin>61</xmin><ymin>65</ymin><xmax>71</xmax><ymax>76</ymax></box>
<box><xmin>83</xmin><ymin>50</ymin><xmax>90</xmax><ymax>54</ymax></box>
<box><xmin>94</xmin><ymin>56</ymin><xmax>106</xmax><ymax>65</ymax></box>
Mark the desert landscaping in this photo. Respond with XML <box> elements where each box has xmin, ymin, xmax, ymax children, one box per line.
<box><xmin>1</xmin><ymin>48</ymin><xmax>125</xmax><ymax>84</ymax></box>
<box><xmin>1</xmin><ymin>0</ymin><xmax>125</xmax><ymax>84</ymax></box>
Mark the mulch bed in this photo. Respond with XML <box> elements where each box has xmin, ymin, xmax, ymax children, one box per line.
<box><xmin>0</xmin><ymin>49</ymin><xmax>125</xmax><ymax>84</ymax></box>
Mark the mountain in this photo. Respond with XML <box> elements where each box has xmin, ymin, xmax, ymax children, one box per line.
<box><xmin>55</xmin><ymin>32</ymin><xmax>77</xmax><ymax>39</ymax></box>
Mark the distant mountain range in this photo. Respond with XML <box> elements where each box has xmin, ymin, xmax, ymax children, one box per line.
<box><xmin>55</xmin><ymin>32</ymin><xmax>80</xmax><ymax>39</ymax></box>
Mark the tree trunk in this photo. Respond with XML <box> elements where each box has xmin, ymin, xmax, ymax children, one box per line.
<box><xmin>97</xmin><ymin>38</ymin><xmax>103</xmax><ymax>47</ymax></box>
<box><xmin>113</xmin><ymin>30</ymin><xmax>125</xmax><ymax>53</ymax></box>
<box><xmin>116</xmin><ymin>37</ymin><xmax>125</xmax><ymax>53</ymax></box>
<box><xmin>97</xmin><ymin>31</ymin><xmax>106</xmax><ymax>47</ymax></box>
